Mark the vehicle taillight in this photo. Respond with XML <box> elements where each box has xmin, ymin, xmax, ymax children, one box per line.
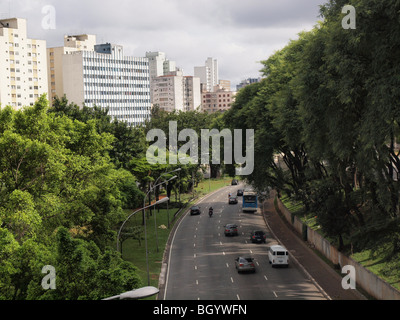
<box><xmin>239</xmin><ymin>264</ymin><xmax>244</xmax><ymax>267</ymax></box>
<box><xmin>252</xmin><ymin>236</ymin><xmax>255</xmax><ymax>239</ymax></box>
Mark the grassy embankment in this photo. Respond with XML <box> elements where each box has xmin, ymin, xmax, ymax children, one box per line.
<box><xmin>279</xmin><ymin>194</ymin><xmax>400</xmax><ymax>292</ymax></box>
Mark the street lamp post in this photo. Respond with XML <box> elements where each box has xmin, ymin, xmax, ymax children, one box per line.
<box><xmin>117</xmin><ymin>197</ymin><xmax>169</xmax><ymax>286</ymax></box>
<box><xmin>103</xmin><ymin>286</ymin><xmax>159</xmax><ymax>300</ymax></box>
<box><xmin>201</xmin><ymin>152</ymin><xmax>211</xmax><ymax>192</ymax></box>
<box><xmin>145</xmin><ymin>168</ymin><xmax>181</xmax><ymax>253</ymax></box>
<box><xmin>145</xmin><ymin>175</ymin><xmax>178</xmax><ymax>253</ymax></box>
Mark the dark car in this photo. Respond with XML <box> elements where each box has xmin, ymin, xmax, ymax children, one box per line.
<box><xmin>237</xmin><ymin>189</ymin><xmax>243</xmax><ymax>196</ymax></box>
<box><xmin>224</xmin><ymin>224</ymin><xmax>238</xmax><ymax>236</ymax></box>
<box><xmin>231</xmin><ymin>179</ymin><xmax>238</xmax><ymax>185</ymax></box>
<box><xmin>190</xmin><ymin>206</ymin><xmax>200</xmax><ymax>215</ymax></box>
<box><xmin>229</xmin><ymin>196</ymin><xmax>238</xmax><ymax>204</ymax></box>
<box><xmin>235</xmin><ymin>257</ymin><xmax>256</xmax><ymax>273</ymax></box>
<box><xmin>250</xmin><ymin>230</ymin><xmax>266</xmax><ymax>243</ymax></box>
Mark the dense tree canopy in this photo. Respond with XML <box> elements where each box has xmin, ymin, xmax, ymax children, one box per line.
<box><xmin>0</xmin><ymin>96</ymin><xmax>147</xmax><ymax>299</ymax></box>
<box><xmin>224</xmin><ymin>0</ymin><xmax>400</xmax><ymax>253</ymax></box>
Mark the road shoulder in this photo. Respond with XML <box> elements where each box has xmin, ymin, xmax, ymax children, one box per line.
<box><xmin>262</xmin><ymin>195</ymin><xmax>366</xmax><ymax>300</ymax></box>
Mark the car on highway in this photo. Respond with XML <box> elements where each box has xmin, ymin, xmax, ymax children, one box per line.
<box><xmin>268</xmin><ymin>245</ymin><xmax>289</xmax><ymax>267</ymax></box>
<box><xmin>236</xmin><ymin>189</ymin><xmax>243</xmax><ymax>196</ymax></box>
<box><xmin>224</xmin><ymin>224</ymin><xmax>238</xmax><ymax>236</ymax></box>
<box><xmin>250</xmin><ymin>230</ymin><xmax>266</xmax><ymax>243</ymax></box>
<box><xmin>228</xmin><ymin>196</ymin><xmax>238</xmax><ymax>204</ymax></box>
<box><xmin>190</xmin><ymin>206</ymin><xmax>201</xmax><ymax>215</ymax></box>
<box><xmin>234</xmin><ymin>257</ymin><xmax>256</xmax><ymax>273</ymax></box>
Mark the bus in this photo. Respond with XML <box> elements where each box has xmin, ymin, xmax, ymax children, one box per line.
<box><xmin>242</xmin><ymin>191</ymin><xmax>258</xmax><ymax>212</ymax></box>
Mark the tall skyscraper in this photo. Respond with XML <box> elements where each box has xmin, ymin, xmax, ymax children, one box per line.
<box><xmin>0</xmin><ymin>18</ymin><xmax>48</xmax><ymax>109</ymax></box>
<box><xmin>47</xmin><ymin>34</ymin><xmax>96</xmax><ymax>106</ymax></box>
<box><xmin>48</xmin><ymin>38</ymin><xmax>151</xmax><ymax>126</ymax></box>
<box><xmin>146</xmin><ymin>51</ymin><xmax>178</xmax><ymax>103</ymax></box>
<box><xmin>151</xmin><ymin>70</ymin><xmax>201</xmax><ymax>112</ymax></box>
<box><xmin>194</xmin><ymin>57</ymin><xmax>219</xmax><ymax>92</ymax></box>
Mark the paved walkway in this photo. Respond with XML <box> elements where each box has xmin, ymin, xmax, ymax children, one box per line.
<box><xmin>261</xmin><ymin>195</ymin><xmax>366</xmax><ymax>300</ymax></box>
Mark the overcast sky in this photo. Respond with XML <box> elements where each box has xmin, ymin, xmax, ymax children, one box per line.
<box><xmin>4</xmin><ymin>0</ymin><xmax>326</xmax><ymax>89</ymax></box>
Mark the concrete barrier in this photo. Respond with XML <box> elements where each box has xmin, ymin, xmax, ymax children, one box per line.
<box><xmin>275</xmin><ymin>196</ymin><xmax>400</xmax><ymax>300</ymax></box>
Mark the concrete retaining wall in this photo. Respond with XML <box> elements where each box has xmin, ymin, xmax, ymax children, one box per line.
<box><xmin>275</xmin><ymin>196</ymin><xmax>400</xmax><ymax>300</ymax></box>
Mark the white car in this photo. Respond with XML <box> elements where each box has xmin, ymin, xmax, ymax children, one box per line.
<box><xmin>268</xmin><ymin>245</ymin><xmax>289</xmax><ymax>267</ymax></box>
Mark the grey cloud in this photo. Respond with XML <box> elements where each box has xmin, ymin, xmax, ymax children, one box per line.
<box><xmin>7</xmin><ymin>0</ymin><xmax>327</xmax><ymax>87</ymax></box>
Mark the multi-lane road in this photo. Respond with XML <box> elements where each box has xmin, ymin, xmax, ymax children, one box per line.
<box><xmin>162</xmin><ymin>183</ymin><xmax>327</xmax><ymax>300</ymax></box>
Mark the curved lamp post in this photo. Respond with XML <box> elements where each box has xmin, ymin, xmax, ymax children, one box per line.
<box><xmin>117</xmin><ymin>197</ymin><xmax>169</xmax><ymax>286</ymax></box>
<box><xmin>145</xmin><ymin>168</ymin><xmax>182</xmax><ymax>253</ymax></box>
<box><xmin>103</xmin><ymin>286</ymin><xmax>159</xmax><ymax>300</ymax></box>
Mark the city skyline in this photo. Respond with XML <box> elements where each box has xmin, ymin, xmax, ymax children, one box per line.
<box><xmin>3</xmin><ymin>0</ymin><xmax>325</xmax><ymax>90</ymax></box>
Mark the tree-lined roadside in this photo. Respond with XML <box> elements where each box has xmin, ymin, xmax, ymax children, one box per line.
<box><xmin>0</xmin><ymin>94</ymin><xmax>232</xmax><ymax>300</ymax></box>
<box><xmin>223</xmin><ymin>0</ymin><xmax>400</xmax><ymax>290</ymax></box>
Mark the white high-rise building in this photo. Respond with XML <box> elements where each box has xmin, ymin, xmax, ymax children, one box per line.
<box><xmin>146</xmin><ymin>51</ymin><xmax>178</xmax><ymax>103</ymax></box>
<box><xmin>151</xmin><ymin>70</ymin><xmax>201</xmax><ymax>112</ymax></box>
<box><xmin>194</xmin><ymin>57</ymin><xmax>218</xmax><ymax>92</ymax></box>
<box><xmin>146</xmin><ymin>51</ymin><xmax>167</xmax><ymax>83</ymax></box>
<box><xmin>48</xmin><ymin>39</ymin><xmax>151</xmax><ymax>126</ymax></box>
<box><xmin>0</xmin><ymin>18</ymin><xmax>48</xmax><ymax>109</ymax></box>
<box><xmin>47</xmin><ymin>34</ymin><xmax>96</xmax><ymax>106</ymax></box>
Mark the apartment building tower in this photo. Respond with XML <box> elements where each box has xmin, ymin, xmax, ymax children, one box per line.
<box><xmin>47</xmin><ymin>34</ymin><xmax>96</xmax><ymax>106</ymax></box>
<box><xmin>194</xmin><ymin>57</ymin><xmax>218</xmax><ymax>92</ymax></box>
<box><xmin>0</xmin><ymin>18</ymin><xmax>48</xmax><ymax>109</ymax></box>
<box><xmin>151</xmin><ymin>70</ymin><xmax>201</xmax><ymax>112</ymax></box>
<box><xmin>146</xmin><ymin>51</ymin><xmax>178</xmax><ymax>103</ymax></box>
<box><xmin>201</xmin><ymin>83</ymin><xmax>234</xmax><ymax>113</ymax></box>
<box><xmin>48</xmin><ymin>38</ymin><xmax>151</xmax><ymax>126</ymax></box>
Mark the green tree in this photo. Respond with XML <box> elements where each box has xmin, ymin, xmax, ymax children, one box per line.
<box><xmin>28</xmin><ymin>227</ymin><xmax>141</xmax><ymax>300</ymax></box>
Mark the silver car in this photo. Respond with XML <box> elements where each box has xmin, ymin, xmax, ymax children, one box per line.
<box><xmin>224</xmin><ymin>224</ymin><xmax>238</xmax><ymax>236</ymax></box>
<box><xmin>234</xmin><ymin>257</ymin><xmax>256</xmax><ymax>273</ymax></box>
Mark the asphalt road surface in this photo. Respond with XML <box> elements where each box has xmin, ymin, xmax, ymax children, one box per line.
<box><xmin>163</xmin><ymin>183</ymin><xmax>327</xmax><ymax>300</ymax></box>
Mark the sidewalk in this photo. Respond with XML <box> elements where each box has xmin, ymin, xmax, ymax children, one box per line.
<box><xmin>262</xmin><ymin>195</ymin><xmax>366</xmax><ymax>300</ymax></box>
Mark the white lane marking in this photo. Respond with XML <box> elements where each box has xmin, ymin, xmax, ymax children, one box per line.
<box><xmin>231</xmin><ymin>277</ymin><xmax>234</xmax><ymax>283</ymax></box>
<box><xmin>163</xmin><ymin>185</ymin><xmax>231</xmax><ymax>300</ymax></box>
<box><xmin>273</xmin><ymin>291</ymin><xmax>278</xmax><ymax>298</ymax></box>
<box><xmin>264</xmin><ymin>275</ymin><xmax>268</xmax><ymax>281</ymax></box>
<box><xmin>237</xmin><ymin>294</ymin><xmax>240</xmax><ymax>300</ymax></box>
